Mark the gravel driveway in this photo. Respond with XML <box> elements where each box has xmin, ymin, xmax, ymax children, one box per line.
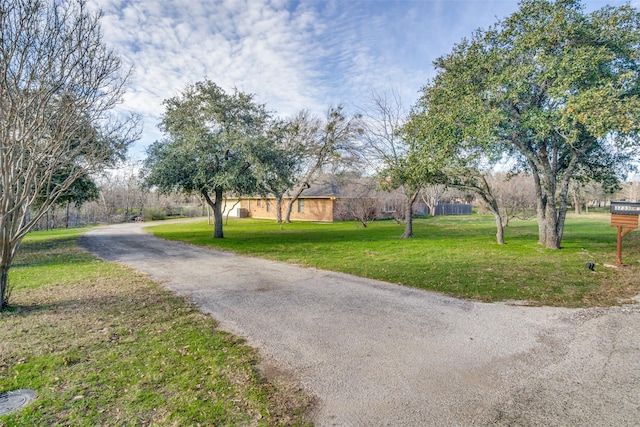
<box><xmin>80</xmin><ymin>221</ymin><xmax>640</xmax><ymax>426</ymax></box>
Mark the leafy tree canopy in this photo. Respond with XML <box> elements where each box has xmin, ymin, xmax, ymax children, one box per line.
<box><xmin>410</xmin><ymin>0</ymin><xmax>640</xmax><ymax>249</ymax></box>
<box><xmin>143</xmin><ymin>80</ymin><xmax>283</xmax><ymax>238</ymax></box>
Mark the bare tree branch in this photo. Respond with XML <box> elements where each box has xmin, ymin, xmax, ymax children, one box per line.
<box><xmin>0</xmin><ymin>0</ymin><xmax>140</xmax><ymax>308</ymax></box>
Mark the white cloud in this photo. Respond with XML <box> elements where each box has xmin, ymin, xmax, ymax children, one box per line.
<box><xmin>89</xmin><ymin>0</ymin><xmax>332</xmax><ymax>155</ymax></box>
<box><xmin>88</xmin><ymin>0</ymin><xmax>629</xmax><ymax>156</ymax></box>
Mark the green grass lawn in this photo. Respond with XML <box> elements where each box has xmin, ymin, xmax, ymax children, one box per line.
<box><xmin>1</xmin><ymin>228</ymin><xmax>312</xmax><ymax>426</ymax></box>
<box><xmin>147</xmin><ymin>214</ymin><xmax>640</xmax><ymax>307</ymax></box>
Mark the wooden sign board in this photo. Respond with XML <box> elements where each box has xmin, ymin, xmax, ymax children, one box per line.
<box><xmin>611</xmin><ymin>213</ymin><xmax>639</xmax><ymax>228</ymax></box>
<box><xmin>610</xmin><ymin>201</ymin><xmax>640</xmax><ymax>215</ymax></box>
<box><xmin>609</xmin><ymin>202</ymin><xmax>640</xmax><ymax>266</ymax></box>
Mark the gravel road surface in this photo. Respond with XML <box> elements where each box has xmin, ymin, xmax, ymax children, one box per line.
<box><xmin>80</xmin><ymin>222</ymin><xmax>640</xmax><ymax>426</ymax></box>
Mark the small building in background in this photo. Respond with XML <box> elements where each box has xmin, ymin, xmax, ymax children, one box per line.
<box><xmin>231</xmin><ymin>181</ymin><xmax>471</xmax><ymax>222</ymax></box>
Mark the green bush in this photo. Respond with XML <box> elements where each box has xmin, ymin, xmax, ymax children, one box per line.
<box><xmin>143</xmin><ymin>208</ymin><xmax>166</xmax><ymax>221</ymax></box>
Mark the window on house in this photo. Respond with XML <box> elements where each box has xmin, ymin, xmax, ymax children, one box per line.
<box><xmin>298</xmin><ymin>198</ymin><xmax>305</xmax><ymax>213</ymax></box>
<box><xmin>257</xmin><ymin>200</ymin><xmax>262</xmax><ymax>207</ymax></box>
<box><xmin>266</xmin><ymin>200</ymin><xmax>271</xmax><ymax>212</ymax></box>
<box><xmin>383</xmin><ymin>201</ymin><xmax>396</xmax><ymax>213</ymax></box>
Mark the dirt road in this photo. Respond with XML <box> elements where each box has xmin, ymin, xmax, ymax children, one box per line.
<box><xmin>80</xmin><ymin>222</ymin><xmax>640</xmax><ymax>426</ymax></box>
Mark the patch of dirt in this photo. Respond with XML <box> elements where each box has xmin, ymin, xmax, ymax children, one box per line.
<box><xmin>257</xmin><ymin>361</ymin><xmax>317</xmax><ymax>426</ymax></box>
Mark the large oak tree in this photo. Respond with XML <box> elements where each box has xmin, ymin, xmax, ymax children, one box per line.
<box><xmin>411</xmin><ymin>0</ymin><xmax>640</xmax><ymax>249</ymax></box>
<box><xmin>143</xmin><ymin>80</ymin><xmax>275</xmax><ymax>238</ymax></box>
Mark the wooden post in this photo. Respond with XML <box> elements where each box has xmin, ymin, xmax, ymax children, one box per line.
<box><xmin>610</xmin><ymin>213</ymin><xmax>639</xmax><ymax>267</ymax></box>
<box><xmin>616</xmin><ymin>226</ymin><xmax>623</xmax><ymax>266</ymax></box>
<box><xmin>616</xmin><ymin>225</ymin><xmax>622</xmax><ymax>267</ymax></box>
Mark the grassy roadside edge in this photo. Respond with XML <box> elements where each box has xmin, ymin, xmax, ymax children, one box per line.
<box><xmin>145</xmin><ymin>214</ymin><xmax>640</xmax><ymax>308</ymax></box>
<box><xmin>1</xmin><ymin>228</ymin><xmax>314</xmax><ymax>426</ymax></box>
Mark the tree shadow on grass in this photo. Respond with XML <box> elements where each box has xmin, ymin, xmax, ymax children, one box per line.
<box><xmin>12</xmin><ymin>237</ymin><xmax>90</xmax><ymax>268</ymax></box>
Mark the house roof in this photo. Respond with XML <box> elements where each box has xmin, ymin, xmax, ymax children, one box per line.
<box><xmin>295</xmin><ymin>183</ymin><xmax>341</xmax><ymax>198</ymax></box>
<box><xmin>292</xmin><ymin>180</ymin><xmax>385</xmax><ymax>199</ymax></box>
<box><xmin>243</xmin><ymin>178</ymin><xmax>392</xmax><ymax>200</ymax></box>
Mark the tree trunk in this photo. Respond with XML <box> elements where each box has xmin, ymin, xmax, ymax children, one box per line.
<box><xmin>540</xmin><ymin>209</ymin><xmax>560</xmax><ymax>249</ymax></box>
<box><xmin>0</xmin><ymin>265</ymin><xmax>8</xmax><ymax>310</ymax></box>
<box><xmin>493</xmin><ymin>211</ymin><xmax>505</xmax><ymax>245</ymax></box>
<box><xmin>465</xmin><ymin>176</ymin><xmax>505</xmax><ymax>245</ymax></box>
<box><xmin>556</xmin><ymin>186</ymin><xmax>570</xmax><ymax>246</ymax></box>
<box><xmin>402</xmin><ymin>204</ymin><xmax>413</xmax><ymax>238</ymax></box>
<box><xmin>533</xmin><ymin>169</ymin><xmax>555</xmax><ymax>248</ymax></box>
<box><xmin>283</xmin><ymin>199</ymin><xmax>294</xmax><ymax>224</ymax></box>
<box><xmin>202</xmin><ymin>189</ymin><xmax>224</xmax><ymax>238</ymax></box>
<box><xmin>454</xmin><ymin>174</ymin><xmax>505</xmax><ymax>245</ymax></box>
<box><xmin>275</xmin><ymin>196</ymin><xmax>283</xmax><ymax>223</ymax></box>
<box><xmin>537</xmin><ymin>205</ymin><xmax>567</xmax><ymax>249</ymax></box>
<box><xmin>573</xmin><ymin>192</ymin><xmax>581</xmax><ymax>215</ymax></box>
<box><xmin>502</xmin><ymin>210</ymin><xmax>510</xmax><ymax>227</ymax></box>
<box><xmin>402</xmin><ymin>190</ymin><xmax>419</xmax><ymax>239</ymax></box>
<box><xmin>534</xmin><ymin>182</ymin><xmax>565</xmax><ymax>250</ymax></box>
<box><xmin>284</xmin><ymin>183</ymin><xmax>309</xmax><ymax>223</ymax></box>
<box><xmin>0</xmin><ymin>238</ymin><xmax>17</xmax><ymax>310</ymax></box>
<box><xmin>481</xmin><ymin>197</ymin><xmax>505</xmax><ymax>245</ymax></box>
<box><xmin>530</xmin><ymin>140</ymin><xmax>585</xmax><ymax>250</ymax></box>
<box><xmin>212</xmin><ymin>190</ymin><xmax>224</xmax><ymax>238</ymax></box>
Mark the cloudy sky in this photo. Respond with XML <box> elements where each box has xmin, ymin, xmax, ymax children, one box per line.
<box><xmin>87</xmin><ymin>0</ymin><xmax>635</xmax><ymax>157</ymax></box>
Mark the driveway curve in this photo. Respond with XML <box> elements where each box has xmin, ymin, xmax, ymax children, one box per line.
<box><xmin>80</xmin><ymin>222</ymin><xmax>640</xmax><ymax>426</ymax></box>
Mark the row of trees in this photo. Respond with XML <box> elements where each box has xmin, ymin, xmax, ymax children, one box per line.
<box><xmin>28</xmin><ymin>167</ymin><xmax>632</xmax><ymax>233</ymax></box>
<box><xmin>28</xmin><ymin>164</ymin><xmax>206</xmax><ymax>231</ymax></box>
<box><xmin>142</xmin><ymin>81</ymin><xmax>362</xmax><ymax>238</ymax></box>
<box><xmin>3</xmin><ymin>0</ymin><xmax>640</xmax><ymax>309</ymax></box>
<box><xmin>144</xmin><ymin>0</ymin><xmax>640</xmax><ymax>249</ymax></box>
<box><xmin>396</xmin><ymin>0</ymin><xmax>640</xmax><ymax>247</ymax></box>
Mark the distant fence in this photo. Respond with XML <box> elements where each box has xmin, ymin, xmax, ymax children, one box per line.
<box><xmin>432</xmin><ymin>203</ymin><xmax>473</xmax><ymax>216</ymax></box>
